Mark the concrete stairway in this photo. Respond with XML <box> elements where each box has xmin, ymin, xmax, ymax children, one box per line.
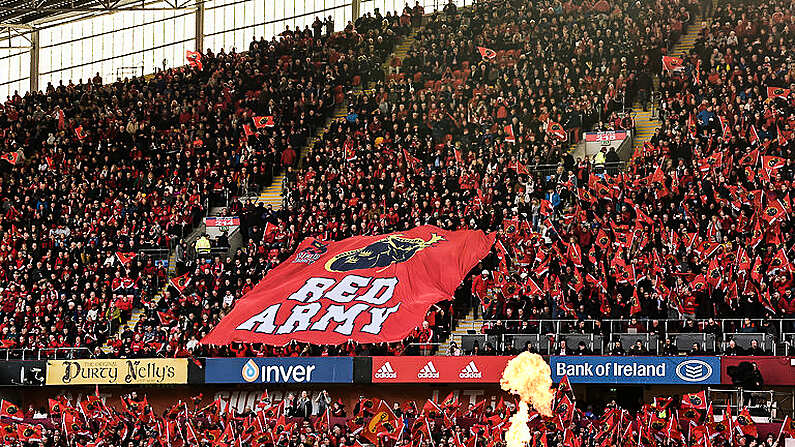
<box><xmin>101</xmin><ymin>251</ymin><xmax>176</xmax><ymax>351</ymax></box>
<box><xmin>631</xmin><ymin>19</ymin><xmax>705</xmax><ymax>158</ymax></box>
<box><xmin>253</xmin><ymin>30</ymin><xmax>419</xmax><ymax>209</ymax></box>
<box><xmin>438</xmin><ymin>308</ymin><xmax>482</xmax><ymax>355</ymax></box>
<box><xmin>438</xmin><ymin>20</ymin><xmax>709</xmax><ymax>356</ymax></box>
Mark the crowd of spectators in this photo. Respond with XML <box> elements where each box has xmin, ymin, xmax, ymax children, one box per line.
<box><xmin>0</xmin><ymin>7</ymin><xmax>410</xmax><ymax>359</ymax></box>
<box><xmin>5</xmin><ymin>384</ymin><xmax>794</xmax><ymax>446</ymax></box>
<box><xmin>138</xmin><ymin>0</ymin><xmax>700</xmax><ymax>358</ymax></box>
<box><xmin>1</xmin><ymin>0</ymin><xmax>793</xmax><ymax>360</ymax></box>
<box><xmin>461</xmin><ymin>0</ymin><xmax>795</xmax><ymax>354</ymax></box>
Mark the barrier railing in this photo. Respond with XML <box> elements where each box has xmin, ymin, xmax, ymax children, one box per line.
<box><xmin>1</xmin><ymin>347</ymin><xmax>95</xmax><ymax>361</ymax></box>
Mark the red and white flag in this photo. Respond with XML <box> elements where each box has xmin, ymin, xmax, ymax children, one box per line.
<box><xmin>186</xmin><ymin>50</ymin><xmax>204</xmax><ymax>70</ymax></box>
<box><xmin>504</xmin><ymin>124</ymin><xmax>515</xmax><ymax>143</ymax></box>
<box><xmin>767</xmin><ymin>86</ymin><xmax>791</xmax><ymax>99</ymax></box>
<box><xmin>74</xmin><ymin>125</ymin><xmax>87</xmax><ymax>141</ymax></box>
<box><xmin>477</xmin><ymin>47</ymin><xmax>497</xmax><ymax>60</ymax></box>
<box><xmin>253</xmin><ymin>116</ymin><xmax>275</xmax><ymax>129</ymax></box>
<box><xmin>0</xmin><ymin>152</ymin><xmax>19</xmax><ymax>165</ymax></box>
<box><xmin>662</xmin><ymin>55</ymin><xmax>684</xmax><ymax>72</ymax></box>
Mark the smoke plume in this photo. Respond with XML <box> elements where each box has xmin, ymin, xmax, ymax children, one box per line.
<box><xmin>499</xmin><ymin>353</ymin><xmax>554</xmax><ymax>447</ymax></box>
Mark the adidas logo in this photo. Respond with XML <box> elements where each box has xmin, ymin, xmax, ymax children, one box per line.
<box><xmin>374</xmin><ymin>362</ymin><xmax>397</xmax><ymax>379</ymax></box>
<box><xmin>417</xmin><ymin>361</ymin><xmax>440</xmax><ymax>379</ymax></box>
<box><xmin>459</xmin><ymin>361</ymin><xmax>482</xmax><ymax>379</ymax></box>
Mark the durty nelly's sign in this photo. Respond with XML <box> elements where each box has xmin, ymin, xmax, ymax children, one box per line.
<box><xmin>46</xmin><ymin>359</ymin><xmax>188</xmax><ymax>385</ymax></box>
<box><xmin>550</xmin><ymin>356</ymin><xmax>720</xmax><ymax>384</ymax></box>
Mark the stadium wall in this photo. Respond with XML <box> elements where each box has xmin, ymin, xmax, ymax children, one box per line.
<box><xmin>0</xmin><ymin>356</ymin><xmax>791</xmax><ymax>388</ymax></box>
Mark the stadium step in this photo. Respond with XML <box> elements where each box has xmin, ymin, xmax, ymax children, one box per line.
<box><xmin>101</xmin><ymin>237</ymin><xmax>177</xmax><ymax>352</ymax></box>
<box><xmin>631</xmin><ymin>18</ymin><xmax>705</xmax><ymax>159</ymax></box>
<box><xmin>438</xmin><ymin>308</ymin><xmax>483</xmax><ymax>355</ymax></box>
<box><xmin>255</xmin><ymin>173</ymin><xmax>286</xmax><ymax>209</ymax></box>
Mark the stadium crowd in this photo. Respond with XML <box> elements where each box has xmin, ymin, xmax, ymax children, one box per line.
<box><xmin>147</xmin><ymin>0</ymin><xmax>704</xmax><ymax>358</ymax></box>
<box><xmin>0</xmin><ymin>6</ymin><xmax>413</xmax><ymax>359</ymax></box>
<box><xmin>2</xmin><ymin>381</ymin><xmax>794</xmax><ymax>446</ymax></box>
<box><xmin>0</xmin><ymin>0</ymin><xmax>793</xmax><ymax>360</ymax></box>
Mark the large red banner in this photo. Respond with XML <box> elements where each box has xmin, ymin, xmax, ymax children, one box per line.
<box><xmin>371</xmin><ymin>356</ymin><xmax>514</xmax><ymax>383</ymax></box>
<box><xmin>202</xmin><ymin>226</ymin><xmax>495</xmax><ymax>346</ymax></box>
<box><xmin>721</xmin><ymin>356</ymin><xmax>795</xmax><ymax>386</ymax></box>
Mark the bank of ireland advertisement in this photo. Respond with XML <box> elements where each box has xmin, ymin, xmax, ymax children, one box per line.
<box><xmin>550</xmin><ymin>356</ymin><xmax>721</xmax><ymax>384</ymax></box>
<box><xmin>204</xmin><ymin>357</ymin><xmax>354</xmax><ymax>384</ymax></box>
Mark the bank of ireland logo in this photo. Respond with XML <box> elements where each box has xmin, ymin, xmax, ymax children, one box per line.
<box><xmin>325</xmin><ymin>233</ymin><xmax>445</xmax><ymax>272</ymax></box>
<box><xmin>241</xmin><ymin>359</ymin><xmax>260</xmax><ymax>383</ymax></box>
<box><xmin>675</xmin><ymin>359</ymin><xmax>712</xmax><ymax>382</ymax></box>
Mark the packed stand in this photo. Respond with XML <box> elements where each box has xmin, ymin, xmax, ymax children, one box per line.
<box><xmin>461</xmin><ymin>0</ymin><xmax>795</xmax><ymax>356</ymax></box>
<box><xmin>0</xmin><ymin>14</ymin><xmax>405</xmax><ymax>359</ymax></box>
<box><xmin>104</xmin><ymin>8</ymin><xmax>424</xmax><ymax>358</ymax></box>
<box><xmin>4</xmin><ymin>380</ymin><xmax>795</xmax><ymax>446</ymax></box>
<box><xmin>166</xmin><ymin>0</ymin><xmax>695</xmax><ymax>356</ymax></box>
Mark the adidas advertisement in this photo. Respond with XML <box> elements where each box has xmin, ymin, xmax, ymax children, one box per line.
<box><xmin>371</xmin><ymin>357</ymin><xmax>513</xmax><ymax>383</ymax></box>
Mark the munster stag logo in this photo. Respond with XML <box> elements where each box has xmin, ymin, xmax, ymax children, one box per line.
<box><xmin>325</xmin><ymin>234</ymin><xmax>444</xmax><ymax>272</ymax></box>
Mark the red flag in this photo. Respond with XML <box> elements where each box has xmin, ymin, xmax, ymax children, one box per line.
<box><xmin>0</xmin><ymin>152</ymin><xmax>19</xmax><ymax>165</ymax></box>
<box><xmin>762</xmin><ymin>155</ymin><xmax>785</xmax><ymax>175</ymax></box>
<box><xmin>682</xmin><ymin>391</ymin><xmax>707</xmax><ymax>410</ymax></box>
<box><xmin>170</xmin><ymin>272</ymin><xmax>191</xmax><ymax>295</ymax></box>
<box><xmin>253</xmin><ymin>116</ymin><xmax>275</xmax><ymax>129</ymax></box>
<box><xmin>16</xmin><ymin>424</ymin><xmax>42</xmax><ymax>442</ymax></box>
<box><xmin>778</xmin><ymin>415</ymin><xmax>795</xmax><ymax>439</ymax></box>
<box><xmin>158</xmin><ymin>310</ymin><xmax>177</xmax><ymax>326</ymax></box>
<box><xmin>662</xmin><ymin>55</ymin><xmax>684</xmax><ymax>72</ymax></box>
<box><xmin>243</xmin><ymin>124</ymin><xmax>255</xmax><ymax>137</ymax></box>
<box><xmin>767</xmin><ymin>86</ymin><xmax>791</xmax><ymax>99</ymax></box>
<box><xmin>48</xmin><ymin>398</ymin><xmax>63</xmax><ymax>416</ymax></box>
<box><xmin>748</xmin><ymin>125</ymin><xmax>760</xmax><ymax>146</ymax></box>
<box><xmin>762</xmin><ymin>199</ymin><xmax>787</xmax><ymax>224</ymax></box>
<box><xmin>115</xmin><ymin>252</ymin><xmax>136</xmax><ymax>266</ymax></box>
<box><xmin>504</xmin><ymin>124</ymin><xmax>516</xmax><ymax>143</ymax></box>
<box><xmin>770</xmin><ymin>248</ymin><xmax>793</xmax><ymax>274</ymax></box>
<box><xmin>546</xmin><ymin>121</ymin><xmax>567</xmax><ymax>141</ymax></box>
<box><xmin>74</xmin><ymin>125</ymin><xmax>86</xmax><ymax>141</ymax></box>
<box><xmin>477</xmin><ymin>46</ymin><xmax>496</xmax><ymax>60</ymax></box>
<box><xmin>554</xmin><ymin>395</ymin><xmax>575</xmax><ymax>425</ymax></box>
<box><xmin>362</xmin><ymin>399</ymin><xmax>403</xmax><ymax>443</ymax></box>
<box><xmin>736</xmin><ymin>407</ymin><xmax>757</xmax><ymax>437</ymax></box>
<box><xmin>201</xmin><ymin>226</ymin><xmax>495</xmax><ymax>345</ymax></box>
<box><xmin>264</xmin><ymin>222</ymin><xmax>278</xmax><ymax>238</ymax></box>
<box><xmin>718</xmin><ymin>116</ymin><xmax>731</xmax><ymax>137</ymax></box>
<box><xmin>0</xmin><ymin>400</ymin><xmax>23</xmax><ymax>421</ymax></box>
<box><xmin>186</xmin><ymin>50</ymin><xmax>204</xmax><ymax>70</ymax></box>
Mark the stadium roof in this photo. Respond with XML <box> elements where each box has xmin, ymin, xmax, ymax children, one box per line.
<box><xmin>0</xmin><ymin>0</ymin><xmax>195</xmax><ymax>27</ymax></box>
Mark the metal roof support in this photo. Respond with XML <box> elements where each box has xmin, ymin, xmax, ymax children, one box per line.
<box><xmin>29</xmin><ymin>28</ymin><xmax>38</xmax><ymax>92</ymax></box>
<box><xmin>0</xmin><ymin>23</ymin><xmax>33</xmax><ymax>49</ymax></box>
<box><xmin>194</xmin><ymin>0</ymin><xmax>203</xmax><ymax>52</ymax></box>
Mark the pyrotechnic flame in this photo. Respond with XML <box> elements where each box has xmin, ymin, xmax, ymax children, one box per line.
<box><xmin>499</xmin><ymin>352</ymin><xmax>554</xmax><ymax>447</ymax></box>
<box><xmin>505</xmin><ymin>402</ymin><xmax>533</xmax><ymax>447</ymax></box>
